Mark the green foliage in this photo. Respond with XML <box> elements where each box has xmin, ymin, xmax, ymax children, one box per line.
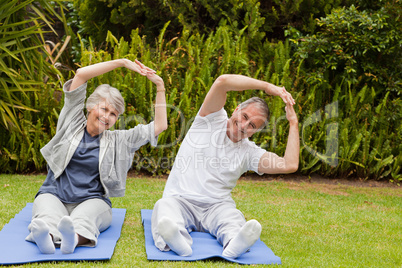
<box><xmin>289</xmin><ymin>4</ymin><xmax>402</xmax><ymax>97</ymax></box>
<box><xmin>0</xmin><ymin>0</ymin><xmax>66</xmax><ymax>172</ymax></box>
<box><xmin>0</xmin><ymin>0</ymin><xmax>57</xmax><ymax>131</ymax></box>
<box><xmin>263</xmin><ymin>0</ymin><xmax>351</xmax><ymax>35</ymax></box>
<box><xmin>73</xmin><ymin>27</ymin><xmax>400</xmax><ymax>182</ymax></box>
<box><xmin>72</xmin><ymin>0</ymin><xmax>267</xmax><ymax>45</ymax></box>
<box><xmin>71</xmin><ymin>0</ymin><xmax>366</xmax><ymax>46</ymax></box>
<box><xmin>285</xmin><ymin>3</ymin><xmax>402</xmax><ymax>182</ymax></box>
<box><xmin>299</xmin><ymin>84</ymin><xmax>402</xmax><ymax>181</ymax></box>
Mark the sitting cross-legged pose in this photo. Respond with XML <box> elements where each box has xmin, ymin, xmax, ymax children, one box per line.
<box><xmin>26</xmin><ymin>59</ymin><xmax>167</xmax><ymax>254</ymax></box>
<box><xmin>151</xmin><ymin>74</ymin><xmax>299</xmax><ymax>258</ymax></box>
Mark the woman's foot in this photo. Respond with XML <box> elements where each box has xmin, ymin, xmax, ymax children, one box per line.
<box><xmin>31</xmin><ymin>219</ymin><xmax>55</xmax><ymax>254</ymax></box>
<box><xmin>57</xmin><ymin>216</ymin><xmax>78</xmax><ymax>254</ymax></box>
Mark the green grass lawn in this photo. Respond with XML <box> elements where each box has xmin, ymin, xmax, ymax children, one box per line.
<box><xmin>0</xmin><ymin>174</ymin><xmax>401</xmax><ymax>267</ymax></box>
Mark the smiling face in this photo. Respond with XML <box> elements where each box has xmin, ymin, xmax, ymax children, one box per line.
<box><xmin>226</xmin><ymin>104</ymin><xmax>267</xmax><ymax>143</ymax></box>
<box><xmin>86</xmin><ymin>99</ymin><xmax>119</xmax><ymax>136</ymax></box>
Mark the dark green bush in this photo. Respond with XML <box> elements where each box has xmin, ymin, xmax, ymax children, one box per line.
<box><xmin>71</xmin><ymin>0</ymin><xmax>370</xmax><ymax>45</ymax></box>
<box><xmin>72</xmin><ymin>0</ymin><xmax>266</xmax><ymax>44</ymax></box>
<box><xmin>289</xmin><ymin>4</ymin><xmax>402</xmax><ymax>99</ymax></box>
<box><xmin>286</xmin><ymin>3</ymin><xmax>401</xmax><ymax>181</ymax></box>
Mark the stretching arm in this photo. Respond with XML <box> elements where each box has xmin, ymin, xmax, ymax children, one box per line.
<box><xmin>69</xmin><ymin>59</ymin><xmax>149</xmax><ymax>91</ymax></box>
<box><xmin>258</xmin><ymin>103</ymin><xmax>299</xmax><ymax>174</ymax></box>
<box><xmin>133</xmin><ymin>60</ymin><xmax>167</xmax><ymax>136</ymax></box>
<box><xmin>148</xmin><ymin>73</ymin><xmax>167</xmax><ymax>136</ymax></box>
<box><xmin>199</xmin><ymin>74</ymin><xmax>295</xmax><ymax>117</ymax></box>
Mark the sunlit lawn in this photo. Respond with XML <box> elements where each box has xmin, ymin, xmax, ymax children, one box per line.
<box><xmin>0</xmin><ymin>174</ymin><xmax>401</xmax><ymax>267</ymax></box>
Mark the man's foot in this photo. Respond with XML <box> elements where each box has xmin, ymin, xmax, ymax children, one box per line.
<box><xmin>157</xmin><ymin>216</ymin><xmax>192</xmax><ymax>256</ymax></box>
<box><xmin>57</xmin><ymin>216</ymin><xmax>78</xmax><ymax>254</ymax></box>
<box><xmin>222</xmin><ymin>219</ymin><xmax>262</xmax><ymax>258</ymax></box>
<box><xmin>31</xmin><ymin>219</ymin><xmax>55</xmax><ymax>254</ymax></box>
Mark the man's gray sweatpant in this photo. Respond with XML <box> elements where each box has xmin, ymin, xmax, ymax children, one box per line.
<box><xmin>151</xmin><ymin>196</ymin><xmax>246</xmax><ymax>252</ymax></box>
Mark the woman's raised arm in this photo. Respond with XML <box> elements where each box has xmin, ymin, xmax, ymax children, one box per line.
<box><xmin>69</xmin><ymin>59</ymin><xmax>149</xmax><ymax>91</ymax></box>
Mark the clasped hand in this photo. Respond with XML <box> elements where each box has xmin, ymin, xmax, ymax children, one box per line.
<box><xmin>124</xmin><ymin>59</ymin><xmax>164</xmax><ymax>88</ymax></box>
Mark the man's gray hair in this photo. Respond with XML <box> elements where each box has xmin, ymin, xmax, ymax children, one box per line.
<box><xmin>238</xmin><ymin>97</ymin><xmax>270</xmax><ymax>129</ymax></box>
<box><xmin>86</xmin><ymin>84</ymin><xmax>125</xmax><ymax>115</ymax></box>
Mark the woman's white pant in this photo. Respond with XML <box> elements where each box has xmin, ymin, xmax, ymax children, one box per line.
<box><xmin>25</xmin><ymin>193</ymin><xmax>112</xmax><ymax>247</ymax></box>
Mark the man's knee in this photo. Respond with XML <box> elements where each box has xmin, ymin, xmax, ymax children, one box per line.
<box><xmin>152</xmin><ymin>198</ymin><xmax>175</xmax><ymax>223</ymax></box>
<box><xmin>153</xmin><ymin>197</ymin><xmax>180</xmax><ymax>212</ymax></box>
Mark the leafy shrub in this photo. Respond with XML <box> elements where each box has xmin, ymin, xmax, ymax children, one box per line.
<box><xmin>287</xmin><ymin>3</ymin><xmax>401</xmax><ymax>181</ymax></box>
<box><xmin>0</xmin><ymin>0</ymin><xmax>67</xmax><ymax>172</ymax></box>
<box><xmin>71</xmin><ymin>0</ymin><xmax>368</xmax><ymax>45</ymax></box>
<box><xmin>289</xmin><ymin>4</ymin><xmax>402</xmax><ymax>98</ymax></box>
<box><xmin>72</xmin><ymin>0</ymin><xmax>266</xmax><ymax>45</ymax></box>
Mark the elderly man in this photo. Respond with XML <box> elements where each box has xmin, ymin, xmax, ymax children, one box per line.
<box><xmin>151</xmin><ymin>74</ymin><xmax>299</xmax><ymax>258</ymax></box>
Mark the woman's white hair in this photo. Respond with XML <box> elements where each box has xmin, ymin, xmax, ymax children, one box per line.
<box><xmin>86</xmin><ymin>84</ymin><xmax>125</xmax><ymax>115</ymax></box>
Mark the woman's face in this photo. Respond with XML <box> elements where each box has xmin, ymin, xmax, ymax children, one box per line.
<box><xmin>86</xmin><ymin>100</ymin><xmax>119</xmax><ymax>136</ymax></box>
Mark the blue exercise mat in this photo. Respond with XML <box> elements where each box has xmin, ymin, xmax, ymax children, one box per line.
<box><xmin>0</xmin><ymin>203</ymin><xmax>126</xmax><ymax>265</ymax></box>
<box><xmin>141</xmin><ymin>209</ymin><xmax>281</xmax><ymax>265</ymax></box>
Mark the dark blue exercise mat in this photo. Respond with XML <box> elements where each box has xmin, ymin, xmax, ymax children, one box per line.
<box><xmin>141</xmin><ymin>209</ymin><xmax>282</xmax><ymax>265</ymax></box>
<box><xmin>0</xmin><ymin>203</ymin><xmax>126</xmax><ymax>265</ymax></box>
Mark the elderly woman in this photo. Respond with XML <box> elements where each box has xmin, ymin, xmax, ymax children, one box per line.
<box><xmin>25</xmin><ymin>59</ymin><xmax>167</xmax><ymax>254</ymax></box>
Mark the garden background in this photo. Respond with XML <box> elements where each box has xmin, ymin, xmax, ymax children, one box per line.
<box><xmin>0</xmin><ymin>0</ymin><xmax>401</xmax><ymax>183</ymax></box>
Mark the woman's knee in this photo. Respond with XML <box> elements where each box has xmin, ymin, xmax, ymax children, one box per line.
<box><xmin>70</xmin><ymin>199</ymin><xmax>112</xmax><ymax>232</ymax></box>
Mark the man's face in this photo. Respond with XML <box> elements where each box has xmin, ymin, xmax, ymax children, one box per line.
<box><xmin>227</xmin><ymin>104</ymin><xmax>266</xmax><ymax>142</ymax></box>
<box><xmin>86</xmin><ymin>100</ymin><xmax>119</xmax><ymax>136</ymax></box>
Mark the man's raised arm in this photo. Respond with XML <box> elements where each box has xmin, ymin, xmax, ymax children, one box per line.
<box><xmin>258</xmin><ymin>102</ymin><xmax>299</xmax><ymax>174</ymax></box>
<box><xmin>199</xmin><ymin>74</ymin><xmax>294</xmax><ymax>117</ymax></box>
